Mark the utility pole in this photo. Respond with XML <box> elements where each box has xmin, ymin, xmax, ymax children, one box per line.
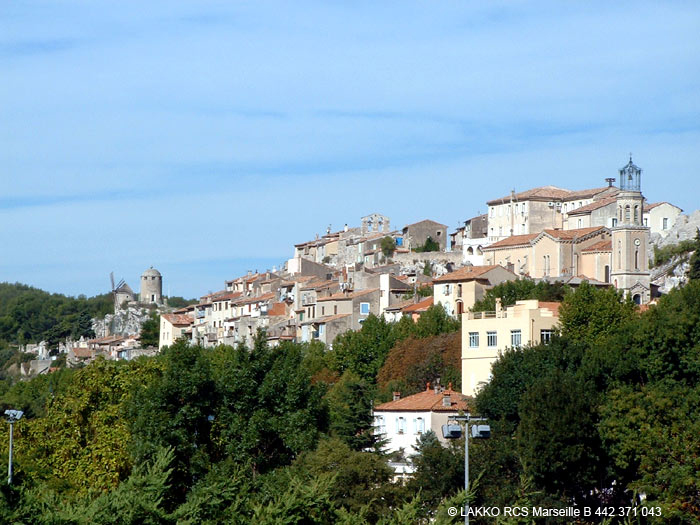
<box><xmin>4</xmin><ymin>409</ymin><xmax>23</xmax><ymax>485</ymax></box>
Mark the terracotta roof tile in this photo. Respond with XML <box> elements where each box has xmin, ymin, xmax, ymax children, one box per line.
<box><xmin>541</xmin><ymin>226</ymin><xmax>605</xmax><ymax>240</ymax></box>
<box><xmin>537</xmin><ymin>301</ymin><xmax>561</xmax><ymax>316</ymax></box>
<box><xmin>566</xmin><ymin>197</ymin><xmax>617</xmax><ymax>215</ymax></box>
<box><xmin>374</xmin><ymin>386</ymin><xmax>470</xmax><ymax>412</ymax></box>
<box><xmin>401</xmin><ymin>296</ymin><xmax>433</xmax><ymax>313</ymax></box>
<box><xmin>162</xmin><ymin>313</ymin><xmax>193</xmax><ymax>326</ymax></box>
<box><xmin>582</xmin><ymin>240</ymin><xmax>612</xmax><ymax>253</ymax></box>
<box><xmin>485</xmin><ymin>233</ymin><xmax>539</xmax><ymax>249</ymax></box>
<box><xmin>433</xmin><ymin>265</ymin><xmax>505</xmax><ymax>283</ymax></box>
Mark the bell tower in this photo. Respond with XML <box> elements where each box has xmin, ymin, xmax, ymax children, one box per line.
<box><xmin>610</xmin><ymin>156</ymin><xmax>651</xmax><ymax>304</ymax></box>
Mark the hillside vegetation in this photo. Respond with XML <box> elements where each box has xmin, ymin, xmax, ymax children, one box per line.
<box><xmin>0</xmin><ymin>277</ymin><xmax>698</xmax><ymax>522</ymax></box>
<box><xmin>0</xmin><ymin>283</ymin><xmax>113</xmax><ymax>350</ymax></box>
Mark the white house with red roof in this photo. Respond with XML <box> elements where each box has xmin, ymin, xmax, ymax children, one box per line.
<box><xmin>373</xmin><ymin>383</ymin><xmax>470</xmax><ymax>474</ymax></box>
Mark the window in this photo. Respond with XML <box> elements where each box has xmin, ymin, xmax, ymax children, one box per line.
<box><xmin>414</xmin><ymin>417</ymin><xmax>425</xmax><ymax>434</ymax></box>
<box><xmin>663</xmin><ymin>217</ymin><xmax>668</xmax><ymax>230</ymax></box>
<box><xmin>397</xmin><ymin>417</ymin><xmax>406</xmax><ymax>434</ymax></box>
<box><xmin>334</xmin><ymin>305</ymin><xmax>338</xmax><ymax>315</ymax></box>
<box><xmin>487</xmin><ymin>331</ymin><xmax>497</xmax><ymax>347</ymax></box>
<box><xmin>612</xmin><ymin>218</ymin><xmax>618</xmax><ymax>227</ymax></box>
<box><xmin>360</xmin><ymin>302</ymin><xmax>370</xmax><ymax>315</ymax></box>
<box><xmin>577</xmin><ymin>218</ymin><xmax>582</xmax><ymax>228</ymax></box>
<box><xmin>321</xmin><ymin>306</ymin><xmax>325</xmax><ymax>315</ymax></box>
<box><xmin>469</xmin><ymin>332</ymin><xmax>479</xmax><ymax>348</ymax></box>
<box><xmin>541</xmin><ymin>329</ymin><xmax>553</xmax><ymax>344</ymax></box>
<box><xmin>319</xmin><ymin>324</ymin><xmax>325</xmax><ymax>336</ymax></box>
<box><xmin>444</xmin><ymin>284</ymin><xmax>451</xmax><ymax>295</ymax></box>
<box><xmin>510</xmin><ymin>329</ymin><xmax>522</xmax><ymax>348</ymax></box>
<box><xmin>374</xmin><ymin>416</ymin><xmax>386</xmax><ymax>435</ymax></box>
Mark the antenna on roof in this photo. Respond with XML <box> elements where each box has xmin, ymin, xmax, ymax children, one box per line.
<box><xmin>605</xmin><ymin>177</ymin><xmax>616</xmax><ymax>188</ymax></box>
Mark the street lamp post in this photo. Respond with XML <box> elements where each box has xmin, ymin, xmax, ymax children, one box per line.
<box><xmin>443</xmin><ymin>413</ymin><xmax>490</xmax><ymax>525</ymax></box>
<box><xmin>5</xmin><ymin>409</ymin><xmax>24</xmax><ymax>485</ymax></box>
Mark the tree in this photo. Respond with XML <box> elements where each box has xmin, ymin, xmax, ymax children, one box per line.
<box><xmin>557</xmin><ymin>281</ymin><xmax>636</xmax><ymax>349</ymax></box>
<box><xmin>326</xmin><ymin>371</ymin><xmax>378</xmax><ymax>451</ymax></box>
<box><xmin>471</xmin><ymin>279</ymin><xmax>569</xmax><ymax>312</ymax></box>
<box><xmin>415</xmin><ymin>237</ymin><xmax>439</xmax><ymax>253</ymax></box>
<box><xmin>407</xmin><ymin>431</ymin><xmax>464</xmax><ymax>508</ymax></box>
<box><xmin>380</xmin><ymin>236</ymin><xmax>396</xmax><ymax>258</ymax></box>
<box><xmin>139</xmin><ymin>312</ymin><xmax>160</xmax><ymax>348</ymax></box>
<box><xmin>329</xmin><ymin>314</ymin><xmax>396</xmax><ymax>382</ymax></box>
<box><xmin>516</xmin><ymin>369</ymin><xmax>607</xmax><ymax>503</ymax></box>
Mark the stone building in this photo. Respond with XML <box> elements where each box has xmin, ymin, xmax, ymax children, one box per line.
<box><xmin>140</xmin><ymin>267</ymin><xmax>163</xmax><ymax>305</ymax></box>
<box><xmin>402</xmin><ymin>219</ymin><xmax>448</xmax><ymax>251</ymax></box>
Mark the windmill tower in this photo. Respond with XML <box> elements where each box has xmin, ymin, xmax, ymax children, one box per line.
<box><xmin>110</xmin><ymin>272</ymin><xmax>134</xmax><ymax>312</ymax></box>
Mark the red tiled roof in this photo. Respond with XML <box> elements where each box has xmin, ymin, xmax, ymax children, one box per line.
<box><xmin>162</xmin><ymin>313</ymin><xmax>193</xmax><ymax>326</ymax></box>
<box><xmin>566</xmin><ymin>197</ymin><xmax>617</xmax><ymax>215</ymax></box>
<box><xmin>317</xmin><ymin>288</ymin><xmax>378</xmax><ymax>302</ymax></box>
<box><xmin>487</xmin><ymin>186</ymin><xmax>611</xmax><ymax>206</ymax></box>
<box><xmin>384</xmin><ymin>298</ymin><xmax>415</xmax><ymax>312</ymax></box>
<box><xmin>402</xmin><ymin>296</ymin><xmax>433</xmax><ymax>313</ymax></box>
<box><xmin>582</xmin><ymin>240</ymin><xmax>612</xmax><ymax>253</ymax></box>
<box><xmin>541</xmin><ymin>226</ymin><xmax>606</xmax><ymax>240</ymax></box>
<box><xmin>487</xmin><ymin>186</ymin><xmax>571</xmax><ymax>205</ymax></box>
<box><xmin>486</xmin><ymin>233</ymin><xmax>539</xmax><ymax>249</ymax></box>
<box><xmin>433</xmin><ymin>265</ymin><xmax>505</xmax><ymax>283</ymax></box>
<box><xmin>374</xmin><ymin>386</ymin><xmax>470</xmax><ymax>412</ymax></box>
<box><xmin>538</xmin><ymin>301</ymin><xmax>561</xmax><ymax>317</ymax></box>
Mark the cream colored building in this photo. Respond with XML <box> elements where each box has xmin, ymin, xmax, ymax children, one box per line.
<box><xmin>159</xmin><ymin>313</ymin><xmax>193</xmax><ymax>349</ymax></box>
<box><xmin>432</xmin><ymin>265</ymin><xmax>517</xmax><ymax>316</ymax></box>
<box><xmin>643</xmin><ymin>202</ymin><xmax>683</xmax><ymax>238</ymax></box>
<box><xmin>461</xmin><ymin>300</ymin><xmax>560</xmax><ymax>396</ymax></box>
<box><xmin>483</xmin><ymin>226</ymin><xmax>611</xmax><ymax>279</ymax></box>
<box><xmin>486</xmin><ymin>186</ymin><xmax>616</xmax><ymax>241</ymax></box>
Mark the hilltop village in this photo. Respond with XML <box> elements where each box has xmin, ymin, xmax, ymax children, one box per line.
<box><xmin>36</xmin><ymin>158</ymin><xmax>690</xmax><ymax>396</ymax></box>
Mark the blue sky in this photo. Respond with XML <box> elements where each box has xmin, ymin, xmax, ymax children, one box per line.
<box><xmin>2</xmin><ymin>1</ymin><xmax>699</xmax><ymax>298</ymax></box>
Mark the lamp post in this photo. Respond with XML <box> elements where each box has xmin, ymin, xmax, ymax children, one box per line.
<box><xmin>443</xmin><ymin>413</ymin><xmax>490</xmax><ymax>525</ymax></box>
<box><xmin>5</xmin><ymin>409</ymin><xmax>23</xmax><ymax>485</ymax></box>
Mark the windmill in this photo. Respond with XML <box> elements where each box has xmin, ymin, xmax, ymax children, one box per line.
<box><xmin>110</xmin><ymin>272</ymin><xmax>126</xmax><ymax>312</ymax></box>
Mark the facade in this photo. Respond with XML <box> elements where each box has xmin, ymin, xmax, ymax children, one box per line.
<box><xmin>482</xmin><ymin>226</ymin><xmax>610</xmax><ymax>279</ymax></box>
<box><xmin>643</xmin><ymin>202</ymin><xmax>683</xmax><ymax>237</ymax></box>
<box><xmin>486</xmin><ymin>185</ymin><xmax>617</xmax><ymax>241</ymax></box>
<box><xmin>140</xmin><ymin>267</ymin><xmax>163</xmax><ymax>305</ymax></box>
<box><xmin>402</xmin><ymin>219</ymin><xmax>448</xmax><ymax>251</ymax></box>
<box><xmin>461</xmin><ymin>299</ymin><xmax>560</xmax><ymax>396</ymax></box>
<box><xmin>159</xmin><ymin>313</ymin><xmax>193</xmax><ymax>349</ymax></box>
<box><xmin>610</xmin><ymin>158</ymin><xmax>651</xmax><ymax>304</ymax></box>
<box><xmin>432</xmin><ymin>265</ymin><xmax>517</xmax><ymax>316</ymax></box>
<box><xmin>373</xmin><ymin>384</ymin><xmax>470</xmax><ymax>473</ymax></box>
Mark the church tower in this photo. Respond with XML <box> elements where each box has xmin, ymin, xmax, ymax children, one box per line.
<box><xmin>610</xmin><ymin>156</ymin><xmax>651</xmax><ymax>304</ymax></box>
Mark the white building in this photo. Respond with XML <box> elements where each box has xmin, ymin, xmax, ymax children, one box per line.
<box><xmin>373</xmin><ymin>384</ymin><xmax>470</xmax><ymax>474</ymax></box>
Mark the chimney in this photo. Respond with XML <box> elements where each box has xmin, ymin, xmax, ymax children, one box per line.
<box><xmin>392</xmin><ymin>391</ymin><xmax>401</xmax><ymax>401</ymax></box>
<box><xmin>442</xmin><ymin>393</ymin><xmax>451</xmax><ymax>407</ymax></box>
<box><xmin>344</xmin><ymin>223</ymin><xmax>349</xmax><ymax>232</ymax></box>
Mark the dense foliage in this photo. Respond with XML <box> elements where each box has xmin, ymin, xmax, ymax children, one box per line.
<box><xmin>0</xmin><ymin>283</ymin><xmax>113</xmax><ymax>349</ymax></box>
<box><xmin>0</xmin><ymin>280</ymin><xmax>698</xmax><ymax>523</ymax></box>
<box><xmin>471</xmin><ymin>278</ymin><xmax>570</xmax><ymax>312</ymax></box>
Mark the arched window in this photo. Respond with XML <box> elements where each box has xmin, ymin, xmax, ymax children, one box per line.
<box><xmin>634</xmin><ymin>205</ymin><xmax>639</xmax><ymax>224</ymax></box>
<box><xmin>618</xmin><ymin>241</ymin><xmax>622</xmax><ymax>269</ymax></box>
<box><xmin>604</xmin><ymin>265</ymin><xmax>610</xmax><ymax>283</ymax></box>
<box><xmin>635</xmin><ymin>249</ymin><xmax>639</xmax><ymax>270</ymax></box>
<box><xmin>625</xmin><ymin>205</ymin><xmax>631</xmax><ymax>223</ymax></box>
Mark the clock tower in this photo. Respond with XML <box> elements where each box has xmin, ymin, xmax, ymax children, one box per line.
<box><xmin>610</xmin><ymin>156</ymin><xmax>651</xmax><ymax>304</ymax></box>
